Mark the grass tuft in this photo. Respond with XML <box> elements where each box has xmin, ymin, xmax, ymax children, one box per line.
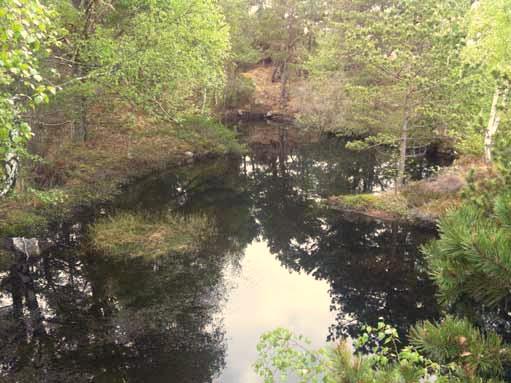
<box><xmin>89</xmin><ymin>212</ymin><xmax>215</xmax><ymax>258</ymax></box>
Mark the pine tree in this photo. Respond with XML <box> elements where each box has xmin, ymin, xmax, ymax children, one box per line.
<box><xmin>423</xmin><ymin>192</ymin><xmax>511</xmax><ymax>308</ymax></box>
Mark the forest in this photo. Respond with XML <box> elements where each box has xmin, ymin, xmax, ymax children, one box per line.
<box><xmin>1</xmin><ymin>0</ymin><xmax>511</xmax><ymax>382</ymax></box>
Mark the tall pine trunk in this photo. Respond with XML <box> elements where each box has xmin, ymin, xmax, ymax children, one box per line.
<box><xmin>280</xmin><ymin>60</ymin><xmax>289</xmax><ymax>107</ymax></box>
<box><xmin>71</xmin><ymin>0</ymin><xmax>97</xmax><ymax>143</ymax></box>
<box><xmin>397</xmin><ymin>116</ymin><xmax>409</xmax><ymax>190</ymax></box>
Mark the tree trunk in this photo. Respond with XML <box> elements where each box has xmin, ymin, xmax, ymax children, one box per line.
<box><xmin>484</xmin><ymin>85</ymin><xmax>509</xmax><ymax>163</ymax></box>
<box><xmin>0</xmin><ymin>128</ymin><xmax>20</xmax><ymax>198</ymax></box>
<box><xmin>271</xmin><ymin>64</ymin><xmax>282</xmax><ymax>83</ymax></box>
<box><xmin>0</xmin><ymin>152</ymin><xmax>19</xmax><ymax>197</ymax></box>
<box><xmin>280</xmin><ymin>61</ymin><xmax>289</xmax><ymax>107</ymax></box>
<box><xmin>71</xmin><ymin>0</ymin><xmax>97</xmax><ymax>143</ymax></box>
<box><xmin>397</xmin><ymin>107</ymin><xmax>409</xmax><ymax>190</ymax></box>
<box><xmin>484</xmin><ymin>86</ymin><xmax>501</xmax><ymax>163</ymax></box>
<box><xmin>201</xmin><ymin>87</ymin><xmax>208</xmax><ymax>114</ymax></box>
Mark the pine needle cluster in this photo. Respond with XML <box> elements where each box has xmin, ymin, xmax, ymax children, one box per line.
<box><xmin>423</xmin><ymin>193</ymin><xmax>511</xmax><ymax>308</ymax></box>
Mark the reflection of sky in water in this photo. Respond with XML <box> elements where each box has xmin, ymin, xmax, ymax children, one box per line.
<box><xmin>215</xmin><ymin>240</ymin><xmax>335</xmax><ymax>383</ymax></box>
<box><xmin>0</xmin><ymin>127</ymin><xmax>445</xmax><ymax>381</ymax></box>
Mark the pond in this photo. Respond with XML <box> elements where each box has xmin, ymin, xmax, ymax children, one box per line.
<box><xmin>0</xmin><ymin>123</ymin><xmax>442</xmax><ymax>382</ymax></box>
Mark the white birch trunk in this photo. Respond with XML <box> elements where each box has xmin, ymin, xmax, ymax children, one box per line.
<box><xmin>0</xmin><ymin>151</ymin><xmax>19</xmax><ymax>197</ymax></box>
<box><xmin>484</xmin><ymin>86</ymin><xmax>501</xmax><ymax>163</ymax></box>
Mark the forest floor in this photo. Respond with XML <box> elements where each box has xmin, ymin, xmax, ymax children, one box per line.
<box><xmin>0</xmin><ymin>107</ymin><xmax>242</xmax><ymax>239</ymax></box>
<box><xmin>327</xmin><ymin>157</ymin><xmax>492</xmax><ymax>227</ymax></box>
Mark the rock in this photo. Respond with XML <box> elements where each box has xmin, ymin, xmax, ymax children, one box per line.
<box><xmin>421</xmin><ymin>174</ymin><xmax>465</xmax><ymax>194</ymax></box>
<box><xmin>4</xmin><ymin>237</ymin><xmax>54</xmax><ymax>257</ymax></box>
<box><xmin>184</xmin><ymin>151</ymin><xmax>194</xmax><ymax>158</ymax></box>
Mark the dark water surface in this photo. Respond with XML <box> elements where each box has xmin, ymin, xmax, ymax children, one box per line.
<box><xmin>0</xmin><ymin>124</ymin><xmax>442</xmax><ymax>382</ymax></box>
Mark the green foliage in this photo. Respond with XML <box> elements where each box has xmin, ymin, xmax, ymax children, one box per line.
<box><xmin>25</xmin><ymin>187</ymin><xmax>68</xmax><ymax>206</ymax></box>
<box><xmin>53</xmin><ymin>0</ymin><xmax>230</xmax><ymax>119</ymax></box>
<box><xmin>255</xmin><ymin>328</ymin><xmax>330</xmax><ymax>383</ymax></box>
<box><xmin>0</xmin><ymin>209</ymin><xmax>49</xmax><ymax>237</ymax></box>
<box><xmin>353</xmin><ymin>320</ymin><xmax>401</xmax><ymax>366</ymax></box>
<box><xmin>0</xmin><ymin>0</ymin><xmax>60</xmax><ymax>194</ymax></box>
<box><xmin>179</xmin><ymin>116</ymin><xmax>245</xmax><ymax>154</ymax></box>
<box><xmin>219</xmin><ymin>0</ymin><xmax>261</xmax><ymax>66</ymax></box>
<box><xmin>90</xmin><ymin>212</ymin><xmax>215</xmax><ymax>258</ymax></box>
<box><xmin>300</xmin><ymin>0</ymin><xmax>476</xmax><ymax>186</ymax></box>
<box><xmin>308</xmin><ymin>0</ymin><xmax>469</xmax><ymax>136</ymax></box>
<box><xmin>0</xmin><ymin>0</ymin><xmax>59</xmax><ymax>103</ymax></box>
<box><xmin>410</xmin><ymin>316</ymin><xmax>508</xmax><ymax>379</ymax></box>
<box><xmin>223</xmin><ymin>74</ymin><xmax>255</xmax><ymax>109</ymax></box>
<box><xmin>254</xmin><ymin>319</ymin><xmax>507</xmax><ymax>383</ymax></box>
<box><xmin>423</xmin><ymin>194</ymin><xmax>511</xmax><ymax>308</ymax></box>
<box><xmin>463</xmin><ymin>0</ymin><xmax>511</xmax><ymax>80</ymax></box>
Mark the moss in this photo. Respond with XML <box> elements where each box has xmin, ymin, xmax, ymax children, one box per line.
<box><xmin>0</xmin><ymin>188</ymin><xmax>75</xmax><ymax>237</ymax></box>
<box><xmin>89</xmin><ymin>212</ymin><xmax>215</xmax><ymax>258</ymax></box>
<box><xmin>0</xmin><ymin>210</ymin><xmax>50</xmax><ymax>238</ymax></box>
<box><xmin>332</xmin><ymin>193</ymin><xmax>408</xmax><ymax>218</ymax></box>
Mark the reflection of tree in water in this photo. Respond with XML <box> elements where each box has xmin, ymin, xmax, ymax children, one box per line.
<box><xmin>0</xmin><ymin>126</ymin><xmax>445</xmax><ymax>381</ymax></box>
<box><xmin>0</xmin><ymin>154</ymin><xmax>262</xmax><ymax>382</ymax></box>
<box><xmin>282</xmin><ymin>216</ymin><xmax>439</xmax><ymax>340</ymax></box>
<box><xmin>0</xmin><ymin>234</ymin><xmax>231</xmax><ymax>382</ymax></box>
<box><xmin>245</xmin><ymin>128</ymin><xmax>440</xmax><ymax>339</ymax></box>
<box><xmin>244</xmin><ymin>124</ymin><xmax>396</xmax><ymax>198</ymax></box>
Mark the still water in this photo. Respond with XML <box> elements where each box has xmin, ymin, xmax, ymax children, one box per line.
<box><xmin>0</xmin><ymin>124</ymin><xmax>441</xmax><ymax>382</ymax></box>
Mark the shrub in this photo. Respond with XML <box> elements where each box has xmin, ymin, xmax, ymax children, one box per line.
<box><xmin>180</xmin><ymin>116</ymin><xmax>245</xmax><ymax>154</ymax></box>
<box><xmin>223</xmin><ymin>74</ymin><xmax>255</xmax><ymax>109</ymax></box>
<box><xmin>254</xmin><ymin>319</ymin><xmax>509</xmax><ymax>383</ymax></box>
<box><xmin>410</xmin><ymin>316</ymin><xmax>508</xmax><ymax>379</ymax></box>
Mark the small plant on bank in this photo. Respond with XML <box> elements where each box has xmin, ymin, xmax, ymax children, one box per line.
<box><xmin>254</xmin><ymin>318</ymin><xmax>508</xmax><ymax>383</ymax></box>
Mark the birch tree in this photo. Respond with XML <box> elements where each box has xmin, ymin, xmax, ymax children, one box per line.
<box><xmin>55</xmin><ymin>0</ymin><xmax>230</xmax><ymax>125</ymax></box>
<box><xmin>0</xmin><ymin>0</ymin><xmax>59</xmax><ymax>197</ymax></box>
<box><xmin>463</xmin><ymin>0</ymin><xmax>511</xmax><ymax>163</ymax></box>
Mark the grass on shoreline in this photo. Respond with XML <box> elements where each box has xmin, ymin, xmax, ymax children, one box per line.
<box><xmin>0</xmin><ymin>112</ymin><xmax>243</xmax><ymax>239</ymax></box>
<box><xmin>328</xmin><ymin>157</ymin><xmax>491</xmax><ymax>225</ymax></box>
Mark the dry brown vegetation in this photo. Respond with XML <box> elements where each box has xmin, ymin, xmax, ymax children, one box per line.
<box><xmin>242</xmin><ymin>64</ymin><xmax>306</xmax><ymax>115</ymax></box>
